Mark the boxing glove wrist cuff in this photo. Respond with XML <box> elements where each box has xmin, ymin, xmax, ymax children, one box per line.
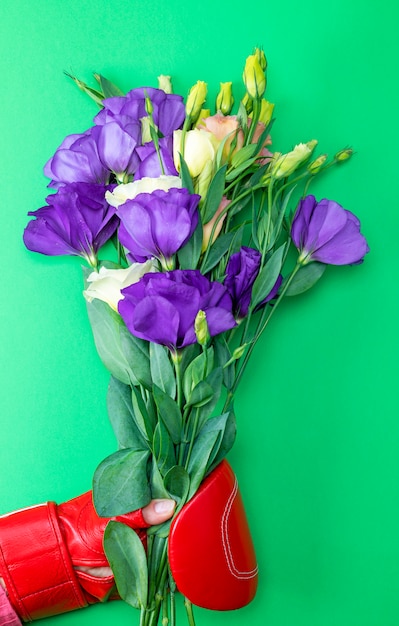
<box><xmin>0</xmin><ymin>502</ymin><xmax>87</xmax><ymax>622</ymax></box>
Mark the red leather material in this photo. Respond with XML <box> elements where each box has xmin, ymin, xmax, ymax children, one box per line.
<box><xmin>0</xmin><ymin>492</ymin><xmax>149</xmax><ymax>621</ymax></box>
<box><xmin>57</xmin><ymin>491</ymin><xmax>148</xmax><ymax>569</ymax></box>
<box><xmin>0</xmin><ymin>502</ymin><xmax>86</xmax><ymax>622</ymax></box>
<box><xmin>168</xmin><ymin>460</ymin><xmax>258</xmax><ymax>610</ymax></box>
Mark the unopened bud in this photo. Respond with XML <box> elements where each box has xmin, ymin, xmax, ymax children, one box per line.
<box><xmin>269</xmin><ymin>142</ymin><xmax>314</xmax><ymax>179</ymax></box>
<box><xmin>186</xmin><ymin>81</ymin><xmax>208</xmax><ymax>123</ymax></box>
<box><xmin>140</xmin><ymin>116</ymin><xmax>153</xmax><ymax>144</ymax></box>
<box><xmin>194</xmin><ymin>108</ymin><xmax>211</xmax><ymax>128</ymax></box>
<box><xmin>307</xmin><ymin>153</ymin><xmax>328</xmax><ymax>174</ymax></box>
<box><xmin>158</xmin><ymin>74</ymin><xmax>173</xmax><ymax>94</ymax></box>
<box><xmin>241</xmin><ymin>93</ymin><xmax>253</xmax><ymax>115</ymax></box>
<box><xmin>259</xmin><ymin>99</ymin><xmax>274</xmax><ymax>126</ymax></box>
<box><xmin>145</xmin><ymin>95</ymin><xmax>154</xmax><ymax>116</ymax></box>
<box><xmin>243</xmin><ymin>53</ymin><xmax>266</xmax><ymax>99</ymax></box>
<box><xmin>306</xmin><ymin>139</ymin><xmax>318</xmax><ymax>154</ymax></box>
<box><xmin>216</xmin><ymin>82</ymin><xmax>234</xmax><ymax>115</ymax></box>
<box><xmin>335</xmin><ymin>147</ymin><xmax>354</xmax><ymax>162</ymax></box>
<box><xmin>254</xmin><ymin>47</ymin><xmax>267</xmax><ymax>71</ymax></box>
<box><xmin>194</xmin><ymin>310</ymin><xmax>210</xmax><ymax>346</ymax></box>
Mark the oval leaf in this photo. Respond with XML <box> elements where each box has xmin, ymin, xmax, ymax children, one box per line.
<box><xmin>285</xmin><ymin>262</ymin><xmax>326</xmax><ymax>296</ymax></box>
<box><xmin>104</xmin><ymin>521</ymin><xmax>148</xmax><ymax>609</ymax></box>
<box><xmin>93</xmin><ymin>448</ymin><xmax>151</xmax><ymax>516</ymax></box>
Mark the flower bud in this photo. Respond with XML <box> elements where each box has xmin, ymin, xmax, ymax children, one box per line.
<box><xmin>194</xmin><ymin>310</ymin><xmax>210</xmax><ymax>346</ymax></box>
<box><xmin>157</xmin><ymin>74</ymin><xmax>173</xmax><ymax>94</ymax></box>
<box><xmin>194</xmin><ymin>108</ymin><xmax>211</xmax><ymax>128</ymax></box>
<box><xmin>241</xmin><ymin>93</ymin><xmax>253</xmax><ymax>115</ymax></box>
<box><xmin>145</xmin><ymin>94</ymin><xmax>154</xmax><ymax>116</ymax></box>
<box><xmin>186</xmin><ymin>80</ymin><xmax>208</xmax><ymax>123</ymax></box>
<box><xmin>335</xmin><ymin>147</ymin><xmax>354</xmax><ymax>162</ymax></box>
<box><xmin>306</xmin><ymin>139</ymin><xmax>318</xmax><ymax>154</ymax></box>
<box><xmin>258</xmin><ymin>99</ymin><xmax>274</xmax><ymax>126</ymax></box>
<box><xmin>254</xmin><ymin>47</ymin><xmax>267</xmax><ymax>71</ymax></box>
<box><xmin>269</xmin><ymin>142</ymin><xmax>313</xmax><ymax>179</ymax></box>
<box><xmin>140</xmin><ymin>116</ymin><xmax>153</xmax><ymax>144</ymax></box>
<box><xmin>307</xmin><ymin>153</ymin><xmax>328</xmax><ymax>175</ymax></box>
<box><xmin>243</xmin><ymin>53</ymin><xmax>266</xmax><ymax>99</ymax></box>
<box><xmin>216</xmin><ymin>82</ymin><xmax>234</xmax><ymax>115</ymax></box>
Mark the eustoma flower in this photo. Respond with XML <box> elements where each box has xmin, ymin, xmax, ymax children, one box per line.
<box><xmin>118</xmin><ymin>270</ymin><xmax>236</xmax><ymax>350</ymax></box>
<box><xmin>44</xmin><ymin>129</ymin><xmax>110</xmax><ymax>188</ymax></box>
<box><xmin>224</xmin><ymin>246</ymin><xmax>282</xmax><ymax>319</ymax></box>
<box><xmin>291</xmin><ymin>195</ymin><xmax>369</xmax><ymax>265</ymax></box>
<box><xmin>83</xmin><ymin>260</ymin><xmax>157</xmax><ymax>311</ymax></box>
<box><xmin>23</xmin><ymin>183</ymin><xmax>118</xmax><ymax>266</ymax></box>
<box><xmin>117</xmin><ymin>188</ymin><xmax>200</xmax><ymax>266</ymax></box>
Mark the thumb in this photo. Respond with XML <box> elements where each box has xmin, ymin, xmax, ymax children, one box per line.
<box><xmin>142</xmin><ymin>499</ymin><xmax>176</xmax><ymax>526</ymax></box>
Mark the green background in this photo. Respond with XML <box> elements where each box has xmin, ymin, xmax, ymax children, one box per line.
<box><xmin>1</xmin><ymin>1</ymin><xmax>398</xmax><ymax>625</ymax></box>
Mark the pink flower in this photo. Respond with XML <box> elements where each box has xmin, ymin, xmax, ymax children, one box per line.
<box><xmin>198</xmin><ymin>113</ymin><xmax>272</xmax><ymax>164</ymax></box>
<box><xmin>202</xmin><ymin>196</ymin><xmax>230</xmax><ymax>251</ymax></box>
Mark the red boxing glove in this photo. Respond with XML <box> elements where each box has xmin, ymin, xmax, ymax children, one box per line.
<box><xmin>0</xmin><ymin>492</ymin><xmax>149</xmax><ymax>622</ymax></box>
<box><xmin>169</xmin><ymin>460</ymin><xmax>258</xmax><ymax>610</ymax></box>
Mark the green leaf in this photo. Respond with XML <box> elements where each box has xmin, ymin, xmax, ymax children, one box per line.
<box><xmin>200</xmin><ymin>231</ymin><xmax>235</xmax><ymax>274</ymax></box>
<box><xmin>182</xmin><ymin>347</ymin><xmax>214</xmax><ymax>401</ymax></box>
<box><xmin>230</xmin><ymin>144</ymin><xmax>257</xmax><ymax>169</ymax></box>
<box><xmin>214</xmin><ymin>336</ymin><xmax>234</xmax><ymax>390</ymax></box>
<box><xmin>177</xmin><ymin>214</ymin><xmax>203</xmax><ymax>269</ymax></box>
<box><xmin>189</xmin><ymin>367</ymin><xmax>223</xmax><ymax>433</ymax></box>
<box><xmin>225</xmin><ymin>157</ymin><xmax>257</xmax><ymax>182</ymax></box>
<box><xmin>153</xmin><ymin>420</ymin><xmax>176</xmax><ymax>475</ymax></box>
<box><xmin>179</xmin><ymin>154</ymin><xmax>194</xmax><ymax>193</ymax></box>
<box><xmin>104</xmin><ymin>521</ymin><xmax>148</xmax><ymax>609</ymax></box>
<box><xmin>186</xmin><ymin>380</ymin><xmax>214</xmax><ymax>408</ymax></box>
<box><xmin>251</xmin><ymin>243</ymin><xmax>286</xmax><ymax>309</ymax></box>
<box><xmin>93</xmin><ymin>448</ymin><xmax>151</xmax><ymax>517</ymax></box>
<box><xmin>64</xmin><ymin>71</ymin><xmax>104</xmax><ymax>106</ymax></box>
<box><xmin>94</xmin><ymin>73</ymin><xmax>124</xmax><ymax>97</ymax></box>
<box><xmin>149</xmin><ymin>343</ymin><xmax>176</xmax><ymax>398</ymax></box>
<box><xmin>153</xmin><ymin>385</ymin><xmax>183</xmax><ymax>444</ymax></box>
<box><xmin>163</xmin><ymin>465</ymin><xmax>190</xmax><ymax>503</ymax></box>
<box><xmin>119</xmin><ymin>328</ymin><xmax>152</xmax><ymax>389</ymax></box>
<box><xmin>149</xmin><ymin>456</ymin><xmax>170</xmax><ymax>500</ymax></box>
<box><xmin>187</xmin><ymin>419</ymin><xmax>225</xmax><ymax>497</ymax></box>
<box><xmin>208</xmin><ymin>411</ymin><xmax>236</xmax><ymax>471</ymax></box>
<box><xmin>131</xmin><ymin>386</ymin><xmax>154</xmax><ymax>441</ymax></box>
<box><xmin>86</xmin><ymin>298</ymin><xmax>132</xmax><ymax>384</ymax></box>
<box><xmin>107</xmin><ymin>377</ymin><xmax>148</xmax><ymax>450</ymax></box>
<box><xmin>201</xmin><ymin>165</ymin><xmax>227</xmax><ymax>224</ymax></box>
<box><xmin>285</xmin><ymin>262</ymin><xmax>326</xmax><ymax>296</ymax></box>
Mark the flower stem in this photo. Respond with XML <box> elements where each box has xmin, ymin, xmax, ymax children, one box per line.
<box><xmin>230</xmin><ymin>262</ymin><xmax>302</xmax><ymax>396</ymax></box>
<box><xmin>184</xmin><ymin>599</ymin><xmax>197</xmax><ymax>626</ymax></box>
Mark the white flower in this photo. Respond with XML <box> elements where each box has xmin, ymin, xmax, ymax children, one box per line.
<box><xmin>173</xmin><ymin>128</ymin><xmax>218</xmax><ymax>178</ymax></box>
<box><xmin>83</xmin><ymin>260</ymin><xmax>158</xmax><ymax>311</ymax></box>
<box><xmin>106</xmin><ymin>175</ymin><xmax>182</xmax><ymax>208</ymax></box>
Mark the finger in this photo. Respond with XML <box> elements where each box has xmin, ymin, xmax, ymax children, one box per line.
<box><xmin>75</xmin><ymin>565</ymin><xmax>113</xmax><ymax>578</ymax></box>
<box><xmin>142</xmin><ymin>499</ymin><xmax>175</xmax><ymax>525</ymax></box>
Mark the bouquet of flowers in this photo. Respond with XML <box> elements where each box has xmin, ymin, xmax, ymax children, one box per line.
<box><xmin>23</xmin><ymin>48</ymin><xmax>369</xmax><ymax>625</ymax></box>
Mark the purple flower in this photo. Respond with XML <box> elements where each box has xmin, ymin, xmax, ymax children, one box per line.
<box><xmin>224</xmin><ymin>247</ymin><xmax>262</xmax><ymax>318</ymax></box>
<box><xmin>44</xmin><ymin>129</ymin><xmax>110</xmax><ymax>188</ymax></box>
<box><xmin>291</xmin><ymin>195</ymin><xmax>369</xmax><ymax>265</ymax></box>
<box><xmin>135</xmin><ymin>137</ymin><xmax>178</xmax><ymax>180</ymax></box>
<box><xmin>224</xmin><ymin>246</ymin><xmax>282</xmax><ymax>318</ymax></box>
<box><xmin>95</xmin><ymin>88</ymin><xmax>185</xmax><ymax>138</ymax></box>
<box><xmin>96</xmin><ymin>121</ymin><xmax>141</xmax><ymax>178</ymax></box>
<box><xmin>118</xmin><ymin>270</ymin><xmax>236</xmax><ymax>350</ymax></box>
<box><xmin>118</xmin><ymin>188</ymin><xmax>200</xmax><ymax>265</ymax></box>
<box><xmin>23</xmin><ymin>183</ymin><xmax>118</xmax><ymax>265</ymax></box>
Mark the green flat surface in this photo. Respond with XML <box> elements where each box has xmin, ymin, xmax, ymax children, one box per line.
<box><xmin>0</xmin><ymin>1</ymin><xmax>398</xmax><ymax>625</ymax></box>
